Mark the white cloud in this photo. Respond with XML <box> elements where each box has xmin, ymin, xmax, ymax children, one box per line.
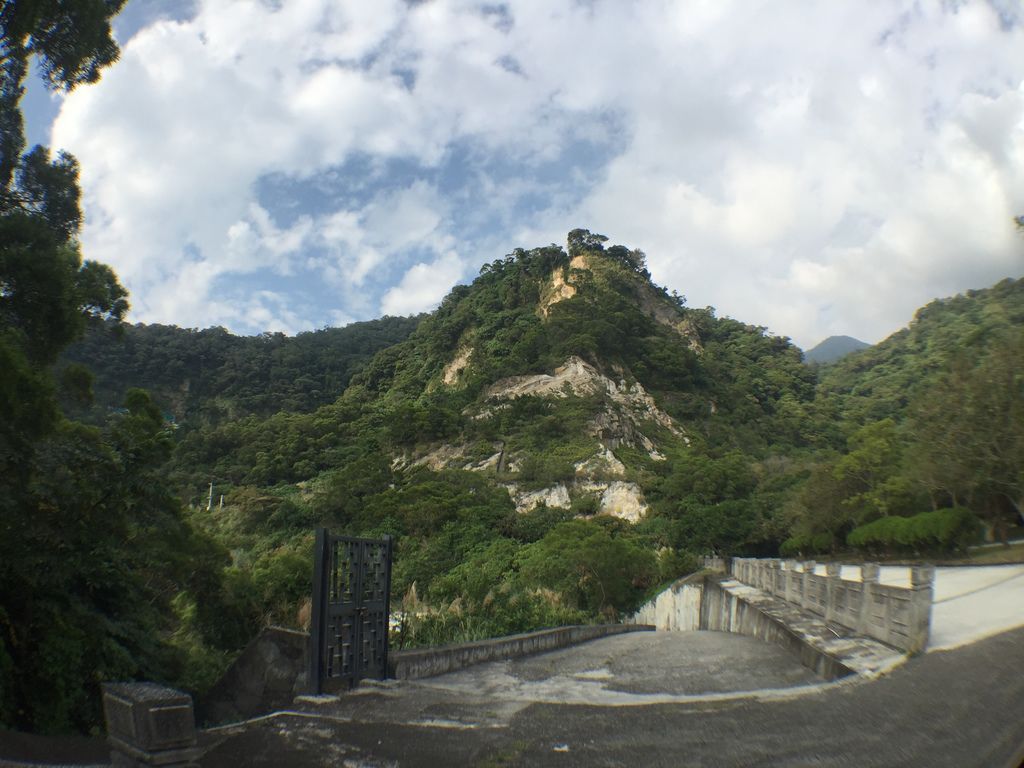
<box><xmin>380</xmin><ymin>251</ymin><xmax>466</xmax><ymax>316</ymax></box>
<box><xmin>47</xmin><ymin>0</ymin><xmax>1024</xmax><ymax>345</ymax></box>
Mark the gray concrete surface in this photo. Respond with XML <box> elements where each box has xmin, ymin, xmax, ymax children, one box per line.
<box><xmin>390</xmin><ymin>623</ymin><xmax>650</xmax><ymax>680</ymax></box>
<box><xmin>415</xmin><ymin>631</ymin><xmax>820</xmax><ymax>699</ymax></box>
<box><xmin>199</xmin><ymin>626</ymin><xmax>1024</xmax><ymax>767</ymax></box>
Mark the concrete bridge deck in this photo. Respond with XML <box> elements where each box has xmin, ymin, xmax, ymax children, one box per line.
<box><xmin>200</xmin><ymin>624</ymin><xmax>1024</xmax><ymax>767</ymax></box>
<box><xmin>4</xmin><ymin>563</ymin><xmax>1023</xmax><ymax>767</ymax></box>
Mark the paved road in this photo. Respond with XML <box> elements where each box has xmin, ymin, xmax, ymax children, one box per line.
<box><xmin>202</xmin><ymin>626</ymin><xmax>1024</xmax><ymax>768</ymax></box>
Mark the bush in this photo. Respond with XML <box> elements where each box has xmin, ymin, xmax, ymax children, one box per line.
<box><xmin>780</xmin><ymin>532</ymin><xmax>833</xmax><ymax>557</ymax></box>
<box><xmin>846</xmin><ymin>507</ymin><xmax>982</xmax><ymax>554</ymax></box>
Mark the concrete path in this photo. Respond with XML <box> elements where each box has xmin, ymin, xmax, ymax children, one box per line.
<box><xmin>200</xmin><ymin>626</ymin><xmax>1024</xmax><ymax>767</ymax></box>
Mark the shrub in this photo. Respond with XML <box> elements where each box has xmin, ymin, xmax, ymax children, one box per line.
<box><xmin>846</xmin><ymin>507</ymin><xmax>982</xmax><ymax>554</ymax></box>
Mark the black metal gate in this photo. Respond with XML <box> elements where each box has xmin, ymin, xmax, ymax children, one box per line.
<box><xmin>309</xmin><ymin>529</ymin><xmax>393</xmax><ymax>694</ymax></box>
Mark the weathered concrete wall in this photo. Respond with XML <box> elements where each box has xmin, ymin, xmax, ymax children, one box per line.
<box><xmin>199</xmin><ymin>626</ymin><xmax>308</xmax><ymax>725</ymax></box>
<box><xmin>629</xmin><ymin>574</ymin><xmax>703</xmax><ymax>631</ymax></box>
<box><xmin>389</xmin><ymin>624</ymin><xmax>653</xmax><ymax>680</ymax></box>
<box><xmin>628</xmin><ymin>560</ymin><xmax>726</xmax><ymax>629</ymax></box>
<box><xmin>731</xmin><ymin>558</ymin><xmax>934</xmax><ymax>654</ymax></box>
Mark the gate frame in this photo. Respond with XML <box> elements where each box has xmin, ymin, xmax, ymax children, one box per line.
<box><xmin>309</xmin><ymin>528</ymin><xmax>393</xmax><ymax>694</ymax></box>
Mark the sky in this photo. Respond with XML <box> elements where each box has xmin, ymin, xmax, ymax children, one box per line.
<box><xmin>22</xmin><ymin>0</ymin><xmax>1024</xmax><ymax>349</ymax></box>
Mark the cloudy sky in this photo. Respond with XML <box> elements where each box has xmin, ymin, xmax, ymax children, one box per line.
<box><xmin>24</xmin><ymin>0</ymin><xmax>1024</xmax><ymax>349</ymax></box>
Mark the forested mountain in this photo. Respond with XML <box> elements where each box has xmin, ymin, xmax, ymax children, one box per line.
<box><xmin>64</xmin><ymin>234</ymin><xmax>1023</xmax><ymax>651</ymax></box>
<box><xmin>56</xmin><ymin>230</ymin><xmax>826</xmax><ymax>683</ymax></box>
<box><xmin>7</xmin><ymin>219</ymin><xmax>1022</xmax><ymax>735</ymax></box>
<box><xmin>785</xmin><ymin>277</ymin><xmax>1024</xmax><ymax>554</ymax></box>
<box><xmin>803</xmin><ymin>335</ymin><xmax>869</xmax><ymax>364</ymax></box>
<box><xmin>2</xmin><ymin>0</ymin><xmax>1019</xmax><ymax>742</ymax></box>
<box><xmin>59</xmin><ymin>315</ymin><xmax>423</xmax><ymax>426</ymax></box>
<box><xmin>818</xmin><ymin>278</ymin><xmax>1024</xmax><ymax>423</ymax></box>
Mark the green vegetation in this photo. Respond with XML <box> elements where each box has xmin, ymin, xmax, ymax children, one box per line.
<box><xmin>0</xmin><ymin>3</ymin><xmax>233</xmax><ymax>734</ymax></box>
<box><xmin>846</xmin><ymin>507</ymin><xmax>981</xmax><ymax>555</ymax></box>
<box><xmin>1</xmin><ymin>10</ymin><xmax>1020</xmax><ymax>730</ymax></box>
<box><xmin>60</xmin><ymin>316</ymin><xmax>423</xmax><ymax>426</ymax></box>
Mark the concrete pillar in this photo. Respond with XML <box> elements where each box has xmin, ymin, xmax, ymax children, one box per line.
<box><xmin>858</xmin><ymin>563</ymin><xmax>880</xmax><ymax>636</ymax></box>
<box><xmin>824</xmin><ymin>563</ymin><xmax>841</xmax><ymax>624</ymax></box>
<box><xmin>103</xmin><ymin>683</ymin><xmax>201</xmax><ymax>767</ymax></box>
<box><xmin>910</xmin><ymin>565</ymin><xmax>935</xmax><ymax>589</ymax></box>
<box><xmin>907</xmin><ymin>565</ymin><xmax>935</xmax><ymax>654</ymax></box>
<box><xmin>801</xmin><ymin>561</ymin><xmax>816</xmax><ymax>610</ymax></box>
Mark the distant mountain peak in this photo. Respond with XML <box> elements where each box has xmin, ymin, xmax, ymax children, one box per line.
<box><xmin>804</xmin><ymin>335</ymin><xmax>870</xmax><ymax>364</ymax></box>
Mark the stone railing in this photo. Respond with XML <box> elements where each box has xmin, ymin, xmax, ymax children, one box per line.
<box><xmin>729</xmin><ymin>558</ymin><xmax>934</xmax><ymax>654</ymax></box>
<box><xmin>698</xmin><ymin>556</ymin><xmax>726</xmax><ymax>573</ymax></box>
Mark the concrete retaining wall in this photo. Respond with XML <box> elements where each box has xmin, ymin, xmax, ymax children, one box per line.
<box><xmin>731</xmin><ymin>558</ymin><xmax>934</xmax><ymax>653</ymax></box>
<box><xmin>629</xmin><ymin>574</ymin><xmax>703</xmax><ymax>631</ymax></box>
<box><xmin>199</xmin><ymin>626</ymin><xmax>308</xmax><ymax>725</ymax></box>
<box><xmin>389</xmin><ymin>624</ymin><xmax>653</xmax><ymax>680</ymax></box>
<box><xmin>629</xmin><ymin>558</ymin><xmax>727</xmax><ymax>630</ymax></box>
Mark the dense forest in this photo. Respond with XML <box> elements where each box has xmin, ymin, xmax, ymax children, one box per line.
<box><xmin>59</xmin><ymin>316</ymin><xmax>423</xmax><ymax>427</ymax></box>
<box><xmin>1</xmin><ymin>2</ymin><xmax>1022</xmax><ymax>738</ymax></box>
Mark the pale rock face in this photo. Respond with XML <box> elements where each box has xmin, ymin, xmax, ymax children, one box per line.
<box><xmin>413</xmin><ymin>444</ymin><xmax>465</xmax><ymax>471</ymax></box>
<box><xmin>574</xmin><ymin>447</ymin><xmax>626</xmax><ymax>478</ymax></box>
<box><xmin>539</xmin><ymin>267</ymin><xmax>578</xmax><ymax>318</ymax></box>
<box><xmin>503</xmin><ymin>479</ymin><xmax>645</xmax><ymax>520</ymax></box>
<box><xmin>484</xmin><ymin>356</ymin><xmax>686</xmax><ymax>459</ymax></box>
<box><xmin>485</xmin><ymin>356</ymin><xmax>604</xmax><ymax>400</ymax></box>
<box><xmin>598</xmin><ymin>481</ymin><xmax>648</xmax><ymax>522</ymax></box>
<box><xmin>538</xmin><ymin>254</ymin><xmax>590</xmax><ymax>317</ymax></box>
<box><xmin>569</xmin><ymin>254</ymin><xmax>589</xmax><ymax>271</ymax></box>
<box><xmin>505</xmin><ymin>483</ymin><xmax>572</xmax><ymax>513</ymax></box>
<box><xmin>442</xmin><ymin>345</ymin><xmax>473</xmax><ymax>385</ymax></box>
<box><xmin>464</xmin><ymin>451</ymin><xmax>503</xmax><ymax>472</ymax></box>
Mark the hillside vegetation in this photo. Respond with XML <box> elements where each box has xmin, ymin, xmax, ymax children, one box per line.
<box><xmin>7</xmin><ymin>224</ymin><xmax>1023</xmax><ymax>734</ymax></box>
<box><xmin>60</xmin><ymin>315</ymin><xmax>423</xmax><ymax>426</ymax></box>
<box><xmin>803</xmin><ymin>335</ymin><xmax>869</xmax><ymax>364</ymax></box>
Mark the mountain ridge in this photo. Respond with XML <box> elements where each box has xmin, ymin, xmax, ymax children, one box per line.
<box><xmin>804</xmin><ymin>335</ymin><xmax>870</xmax><ymax>364</ymax></box>
<box><xmin>54</xmin><ymin>232</ymin><xmax>1023</xmax><ymax>679</ymax></box>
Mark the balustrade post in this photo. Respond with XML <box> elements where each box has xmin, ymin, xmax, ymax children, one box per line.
<box><xmin>824</xmin><ymin>563</ymin><xmax>841</xmax><ymax>624</ymax></box>
<box><xmin>907</xmin><ymin>565</ymin><xmax>935</xmax><ymax>654</ymax></box>
<box><xmin>858</xmin><ymin>563</ymin><xmax>880</xmax><ymax>636</ymax></box>
<box><xmin>801</xmin><ymin>561</ymin><xmax>816</xmax><ymax>610</ymax></box>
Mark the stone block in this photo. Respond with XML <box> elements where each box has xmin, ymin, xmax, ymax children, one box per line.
<box><xmin>103</xmin><ymin>682</ymin><xmax>201</xmax><ymax>767</ymax></box>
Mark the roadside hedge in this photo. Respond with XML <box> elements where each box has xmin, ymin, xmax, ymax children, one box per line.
<box><xmin>846</xmin><ymin>507</ymin><xmax>981</xmax><ymax>554</ymax></box>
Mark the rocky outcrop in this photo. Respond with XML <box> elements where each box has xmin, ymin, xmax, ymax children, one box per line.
<box><xmin>505</xmin><ymin>483</ymin><xmax>572</xmax><ymax>513</ymax></box>
<box><xmin>503</xmin><ymin>475</ymin><xmax>648</xmax><ymax>522</ymax></box>
<box><xmin>597</xmin><ymin>481</ymin><xmax>648</xmax><ymax>522</ymax></box>
<box><xmin>442</xmin><ymin>345</ymin><xmax>473</xmax><ymax>385</ymax></box>
<box><xmin>199</xmin><ymin>627</ymin><xmax>308</xmax><ymax>725</ymax></box>
<box><xmin>574</xmin><ymin>447</ymin><xmax>626</xmax><ymax>478</ymax></box>
<box><xmin>484</xmin><ymin>356</ymin><xmax>686</xmax><ymax>457</ymax></box>
<box><xmin>539</xmin><ymin>266</ymin><xmax>578</xmax><ymax>317</ymax></box>
<box><xmin>485</xmin><ymin>356</ymin><xmax>603</xmax><ymax>400</ymax></box>
<box><xmin>414</xmin><ymin>444</ymin><xmax>465</xmax><ymax>470</ymax></box>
